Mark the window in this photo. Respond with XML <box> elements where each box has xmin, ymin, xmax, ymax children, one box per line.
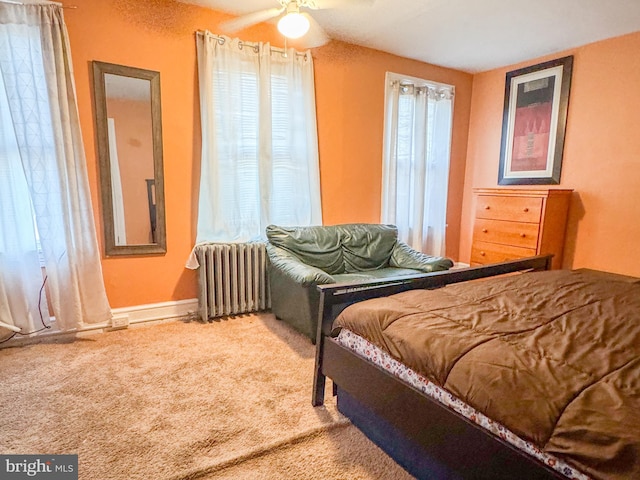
<box><xmin>0</xmin><ymin>3</ymin><xmax>112</xmax><ymax>333</ymax></box>
<box><xmin>381</xmin><ymin>72</ymin><xmax>454</xmax><ymax>256</ymax></box>
<box><xmin>0</xmin><ymin>26</ymin><xmax>46</xmax><ymax>264</ymax></box>
<box><xmin>195</xmin><ymin>33</ymin><xmax>322</xmax><ymax>244</ymax></box>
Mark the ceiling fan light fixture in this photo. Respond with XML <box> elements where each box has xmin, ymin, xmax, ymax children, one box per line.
<box><xmin>277</xmin><ymin>2</ymin><xmax>310</xmax><ymax>39</ymax></box>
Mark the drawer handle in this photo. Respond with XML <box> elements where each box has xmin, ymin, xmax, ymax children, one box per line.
<box><xmin>480</xmin><ymin>251</ymin><xmax>486</xmax><ymax>256</ymax></box>
<box><xmin>523</xmin><ymin>207</ymin><xmax>529</xmax><ymax>212</ymax></box>
<box><xmin>482</xmin><ymin>228</ymin><xmax>488</xmax><ymax>233</ymax></box>
<box><xmin>484</xmin><ymin>205</ymin><xmax>491</xmax><ymax>210</ymax></box>
<box><xmin>520</xmin><ymin>233</ymin><xmax>526</xmax><ymax>238</ymax></box>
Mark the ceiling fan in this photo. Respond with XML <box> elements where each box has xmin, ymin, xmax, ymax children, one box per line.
<box><xmin>220</xmin><ymin>0</ymin><xmax>374</xmax><ymax>47</ymax></box>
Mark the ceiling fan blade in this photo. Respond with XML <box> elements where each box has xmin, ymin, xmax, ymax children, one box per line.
<box><xmin>311</xmin><ymin>0</ymin><xmax>374</xmax><ymax>9</ymax></box>
<box><xmin>219</xmin><ymin>7</ymin><xmax>284</xmax><ymax>33</ymax></box>
<box><xmin>299</xmin><ymin>12</ymin><xmax>330</xmax><ymax>48</ymax></box>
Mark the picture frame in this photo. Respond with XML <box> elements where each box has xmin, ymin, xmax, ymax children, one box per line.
<box><xmin>498</xmin><ymin>56</ymin><xmax>573</xmax><ymax>185</ymax></box>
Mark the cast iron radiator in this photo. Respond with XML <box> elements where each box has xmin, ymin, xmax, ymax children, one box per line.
<box><xmin>194</xmin><ymin>243</ymin><xmax>270</xmax><ymax>320</ymax></box>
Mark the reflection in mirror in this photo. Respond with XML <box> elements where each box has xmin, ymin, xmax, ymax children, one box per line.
<box><xmin>93</xmin><ymin>61</ymin><xmax>166</xmax><ymax>256</ymax></box>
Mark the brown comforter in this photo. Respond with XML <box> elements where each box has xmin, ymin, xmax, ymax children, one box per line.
<box><xmin>334</xmin><ymin>269</ymin><xmax>640</xmax><ymax>480</ymax></box>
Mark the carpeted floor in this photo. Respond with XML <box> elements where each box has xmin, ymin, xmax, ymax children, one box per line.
<box><xmin>0</xmin><ymin>313</ymin><xmax>414</xmax><ymax>480</ymax></box>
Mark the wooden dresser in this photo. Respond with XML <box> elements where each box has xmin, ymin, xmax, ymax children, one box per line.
<box><xmin>471</xmin><ymin>188</ymin><xmax>573</xmax><ymax>269</ymax></box>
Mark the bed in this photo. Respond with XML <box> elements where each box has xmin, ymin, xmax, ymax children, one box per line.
<box><xmin>311</xmin><ymin>255</ymin><xmax>639</xmax><ymax>480</ymax></box>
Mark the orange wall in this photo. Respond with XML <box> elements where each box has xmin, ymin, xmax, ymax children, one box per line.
<box><xmin>65</xmin><ymin>0</ymin><xmax>473</xmax><ymax>308</ymax></box>
<box><xmin>314</xmin><ymin>42</ymin><xmax>473</xmax><ymax>260</ymax></box>
<box><xmin>461</xmin><ymin>31</ymin><xmax>640</xmax><ymax>276</ymax></box>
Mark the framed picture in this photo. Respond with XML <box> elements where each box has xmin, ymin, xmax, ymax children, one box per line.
<box><xmin>498</xmin><ymin>56</ymin><xmax>573</xmax><ymax>185</ymax></box>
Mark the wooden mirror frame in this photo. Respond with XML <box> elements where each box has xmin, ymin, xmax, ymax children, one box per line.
<box><xmin>92</xmin><ymin>61</ymin><xmax>166</xmax><ymax>256</ymax></box>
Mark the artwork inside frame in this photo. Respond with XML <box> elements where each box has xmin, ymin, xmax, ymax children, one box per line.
<box><xmin>498</xmin><ymin>56</ymin><xmax>573</xmax><ymax>185</ymax></box>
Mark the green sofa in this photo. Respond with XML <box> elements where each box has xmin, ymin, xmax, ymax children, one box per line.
<box><xmin>266</xmin><ymin>223</ymin><xmax>454</xmax><ymax>343</ymax></box>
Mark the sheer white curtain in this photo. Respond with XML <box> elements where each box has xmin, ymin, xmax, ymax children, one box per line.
<box><xmin>107</xmin><ymin>118</ymin><xmax>127</xmax><ymax>246</ymax></box>
<box><xmin>381</xmin><ymin>73</ymin><xmax>454</xmax><ymax>257</ymax></box>
<box><xmin>195</xmin><ymin>32</ymin><xmax>321</xmax><ymax>244</ymax></box>
<box><xmin>0</xmin><ymin>3</ymin><xmax>111</xmax><ymax>335</ymax></box>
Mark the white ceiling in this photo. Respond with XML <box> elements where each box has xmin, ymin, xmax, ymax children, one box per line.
<box><xmin>180</xmin><ymin>0</ymin><xmax>640</xmax><ymax>73</ymax></box>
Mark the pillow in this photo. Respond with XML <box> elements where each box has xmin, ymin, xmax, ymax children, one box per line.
<box><xmin>338</xmin><ymin>224</ymin><xmax>397</xmax><ymax>273</ymax></box>
<box><xmin>265</xmin><ymin>225</ymin><xmax>344</xmax><ymax>274</ymax></box>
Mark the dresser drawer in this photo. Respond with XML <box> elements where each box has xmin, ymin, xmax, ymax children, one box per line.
<box><xmin>475</xmin><ymin>195</ymin><xmax>543</xmax><ymax>222</ymax></box>
<box><xmin>471</xmin><ymin>241</ymin><xmax>537</xmax><ymax>265</ymax></box>
<box><xmin>473</xmin><ymin>218</ymin><xmax>539</xmax><ymax>249</ymax></box>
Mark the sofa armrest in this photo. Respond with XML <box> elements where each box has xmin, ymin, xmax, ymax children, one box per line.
<box><xmin>389</xmin><ymin>241</ymin><xmax>454</xmax><ymax>272</ymax></box>
<box><xmin>266</xmin><ymin>244</ymin><xmax>335</xmax><ymax>286</ymax></box>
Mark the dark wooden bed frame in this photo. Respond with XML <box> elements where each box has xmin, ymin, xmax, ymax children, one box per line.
<box><xmin>312</xmin><ymin>255</ymin><xmax>567</xmax><ymax>479</ymax></box>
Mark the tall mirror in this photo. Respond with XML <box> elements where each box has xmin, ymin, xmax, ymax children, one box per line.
<box><xmin>92</xmin><ymin>61</ymin><xmax>166</xmax><ymax>256</ymax></box>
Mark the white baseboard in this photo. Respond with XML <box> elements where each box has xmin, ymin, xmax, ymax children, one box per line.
<box><xmin>2</xmin><ymin>298</ymin><xmax>199</xmax><ymax>346</ymax></box>
<box><xmin>110</xmin><ymin>298</ymin><xmax>199</xmax><ymax>326</ymax></box>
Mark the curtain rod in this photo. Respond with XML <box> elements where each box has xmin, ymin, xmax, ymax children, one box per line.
<box><xmin>393</xmin><ymin>82</ymin><xmax>455</xmax><ymax>100</ymax></box>
<box><xmin>0</xmin><ymin>0</ymin><xmax>77</xmax><ymax>8</ymax></box>
<box><xmin>200</xmin><ymin>31</ymin><xmax>308</xmax><ymax>59</ymax></box>
<box><xmin>391</xmin><ymin>80</ymin><xmax>454</xmax><ymax>92</ymax></box>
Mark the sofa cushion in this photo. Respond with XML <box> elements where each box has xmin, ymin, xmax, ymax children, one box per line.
<box><xmin>266</xmin><ymin>225</ymin><xmax>344</xmax><ymax>274</ymax></box>
<box><xmin>333</xmin><ymin>267</ymin><xmax>424</xmax><ymax>284</ymax></box>
<box><xmin>338</xmin><ymin>224</ymin><xmax>398</xmax><ymax>273</ymax></box>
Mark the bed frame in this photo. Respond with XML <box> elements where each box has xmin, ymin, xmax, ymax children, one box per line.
<box><xmin>312</xmin><ymin>255</ymin><xmax>566</xmax><ymax>479</ymax></box>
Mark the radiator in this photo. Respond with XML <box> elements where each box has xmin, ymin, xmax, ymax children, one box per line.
<box><xmin>194</xmin><ymin>242</ymin><xmax>270</xmax><ymax>320</ymax></box>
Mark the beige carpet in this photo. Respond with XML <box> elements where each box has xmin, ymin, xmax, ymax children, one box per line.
<box><xmin>0</xmin><ymin>313</ymin><xmax>414</xmax><ymax>480</ymax></box>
